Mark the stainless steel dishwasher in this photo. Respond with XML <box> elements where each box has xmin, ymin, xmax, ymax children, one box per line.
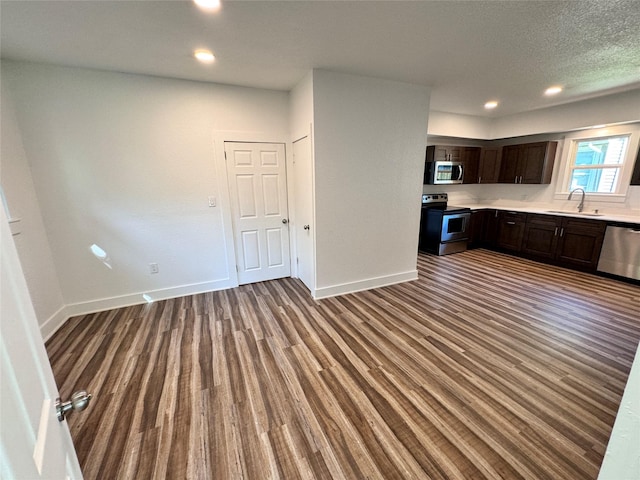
<box><xmin>597</xmin><ymin>225</ymin><xmax>640</xmax><ymax>281</ymax></box>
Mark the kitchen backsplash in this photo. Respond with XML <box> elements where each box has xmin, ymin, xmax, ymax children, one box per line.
<box><xmin>422</xmin><ymin>183</ymin><xmax>640</xmax><ymax>218</ymax></box>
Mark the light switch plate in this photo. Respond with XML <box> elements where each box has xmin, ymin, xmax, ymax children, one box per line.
<box><xmin>208</xmin><ymin>196</ymin><xmax>216</xmax><ymax>207</ymax></box>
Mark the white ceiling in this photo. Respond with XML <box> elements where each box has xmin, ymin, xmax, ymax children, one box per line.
<box><xmin>1</xmin><ymin>0</ymin><xmax>639</xmax><ymax>117</ymax></box>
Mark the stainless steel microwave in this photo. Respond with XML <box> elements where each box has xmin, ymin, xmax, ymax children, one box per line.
<box><xmin>424</xmin><ymin>161</ymin><xmax>464</xmax><ymax>184</ymax></box>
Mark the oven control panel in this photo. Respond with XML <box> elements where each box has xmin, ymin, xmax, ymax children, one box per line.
<box><xmin>422</xmin><ymin>193</ymin><xmax>448</xmax><ymax>204</ymax></box>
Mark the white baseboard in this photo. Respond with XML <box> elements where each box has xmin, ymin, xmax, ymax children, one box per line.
<box><xmin>40</xmin><ymin>278</ymin><xmax>236</xmax><ymax>340</ymax></box>
<box><xmin>40</xmin><ymin>271</ymin><xmax>417</xmax><ymax>340</ymax></box>
<box><xmin>40</xmin><ymin>306</ymin><xmax>70</xmax><ymax>342</ymax></box>
<box><xmin>313</xmin><ymin>270</ymin><xmax>418</xmax><ymax>300</ymax></box>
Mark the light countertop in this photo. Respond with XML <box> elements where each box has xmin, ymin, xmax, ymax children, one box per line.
<box><xmin>455</xmin><ymin>203</ymin><xmax>640</xmax><ymax>225</ymax></box>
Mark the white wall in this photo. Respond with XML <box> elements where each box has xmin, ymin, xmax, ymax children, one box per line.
<box><xmin>429</xmin><ymin>89</ymin><xmax>640</xmax><ymax>140</ymax></box>
<box><xmin>2</xmin><ymin>61</ymin><xmax>289</xmax><ymax>323</ymax></box>
<box><xmin>428</xmin><ymin>111</ymin><xmax>492</xmax><ymax>139</ymax></box>
<box><xmin>492</xmin><ymin>89</ymin><xmax>640</xmax><ymax>139</ymax></box>
<box><xmin>290</xmin><ymin>72</ymin><xmax>314</xmax><ymax>143</ymax></box>
<box><xmin>0</xmin><ymin>80</ymin><xmax>66</xmax><ymax>336</ymax></box>
<box><xmin>312</xmin><ymin>70</ymin><xmax>430</xmax><ymax>297</ymax></box>
<box><xmin>289</xmin><ymin>72</ymin><xmax>316</xmax><ymax>289</ymax></box>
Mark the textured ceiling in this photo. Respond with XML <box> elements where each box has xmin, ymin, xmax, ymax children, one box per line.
<box><xmin>1</xmin><ymin>0</ymin><xmax>639</xmax><ymax>117</ymax></box>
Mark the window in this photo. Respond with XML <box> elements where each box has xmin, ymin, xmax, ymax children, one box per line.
<box><xmin>567</xmin><ymin>135</ymin><xmax>629</xmax><ymax>193</ymax></box>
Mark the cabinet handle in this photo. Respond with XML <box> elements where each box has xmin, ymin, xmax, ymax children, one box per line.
<box><xmin>478</xmin><ymin>176</ymin><xmax>482</xmax><ymax>183</ymax></box>
<box><xmin>507</xmin><ymin>221</ymin><xmax>516</xmax><ymax>225</ymax></box>
<box><xmin>560</xmin><ymin>227</ymin><xmax>564</xmax><ymax>237</ymax></box>
<box><xmin>554</xmin><ymin>227</ymin><xmax>558</xmax><ymax>236</ymax></box>
<box><xmin>495</xmin><ymin>211</ymin><xmax>499</xmax><ymax>218</ymax></box>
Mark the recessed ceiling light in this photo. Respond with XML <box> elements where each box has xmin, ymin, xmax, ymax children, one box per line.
<box><xmin>193</xmin><ymin>0</ymin><xmax>221</xmax><ymax>10</ymax></box>
<box><xmin>194</xmin><ymin>49</ymin><xmax>215</xmax><ymax>63</ymax></box>
<box><xmin>484</xmin><ymin>101</ymin><xmax>498</xmax><ymax>110</ymax></box>
<box><xmin>544</xmin><ymin>86</ymin><xmax>563</xmax><ymax>96</ymax></box>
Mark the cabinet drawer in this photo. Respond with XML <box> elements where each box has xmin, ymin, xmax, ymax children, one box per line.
<box><xmin>561</xmin><ymin>217</ymin><xmax>606</xmax><ymax>235</ymax></box>
<box><xmin>500</xmin><ymin>211</ymin><xmax>527</xmax><ymax>223</ymax></box>
<box><xmin>526</xmin><ymin>213</ymin><xmax>561</xmax><ymax>227</ymax></box>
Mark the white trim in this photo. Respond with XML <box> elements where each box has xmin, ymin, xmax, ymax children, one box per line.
<box><xmin>598</xmin><ymin>343</ymin><xmax>640</xmax><ymax>479</ymax></box>
<box><xmin>41</xmin><ymin>278</ymin><xmax>235</xmax><ymax>341</ymax></box>
<box><xmin>291</xmin><ymin>123</ymin><xmax>316</xmax><ymax>294</ymax></box>
<box><xmin>313</xmin><ymin>270</ymin><xmax>418</xmax><ymax>300</ymax></box>
<box><xmin>556</xmin><ymin>124</ymin><xmax>640</xmax><ymax>201</ymax></box>
<box><xmin>40</xmin><ymin>305</ymin><xmax>69</xmax><ymax>342</ymax></box>
<box><xmin>212</xmin><ymin>130</ymin><xmax>293</xmax><ymax>287</ymax></box>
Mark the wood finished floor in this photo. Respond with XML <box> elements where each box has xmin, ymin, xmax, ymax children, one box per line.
<box><xmin>47</xmin><ymin>249</ymin><xmax>640</xmax><ymax>480</ymax></box>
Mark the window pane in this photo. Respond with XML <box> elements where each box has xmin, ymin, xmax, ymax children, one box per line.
<box><xmin>569</xmin><ymin>167</ymin><xmax>620</xmax><ymax>193</ymax></box>
<box><xmin>574</xmin><ymin>137</ymin><xmax>628</xmax><ymax>166</ymax></box>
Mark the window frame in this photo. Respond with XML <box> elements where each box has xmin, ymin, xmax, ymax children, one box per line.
<box><xmin>555</xmin><ymin>124</ymin><xmax>640</xmax><ymax>204</ymax></box>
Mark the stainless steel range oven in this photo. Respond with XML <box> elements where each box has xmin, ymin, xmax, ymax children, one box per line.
<box><xmin>418</xmin><ymin>193</ymin><xmax>471</xmax><ymax>255</ymax></box>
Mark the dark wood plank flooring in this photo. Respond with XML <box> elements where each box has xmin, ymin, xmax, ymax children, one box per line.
<box><xmin>46</xmin><ymin>249</ymin><xmax>640</xmax><ymax>479</ymax></box>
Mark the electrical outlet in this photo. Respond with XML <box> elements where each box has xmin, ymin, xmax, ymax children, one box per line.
<box><xmin>208</xmin><ymin>196</ymin><xmax>216</xmax><ymax>207</ymax></box>
<box><xmin>149</xmin><ymin>263</ymin><xmax>159</xmax><ymax>274</ymax></box>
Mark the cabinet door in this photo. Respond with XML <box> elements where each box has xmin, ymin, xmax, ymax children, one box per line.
<box><xmin>496</xmin><ymin>211</ymin><xmax>526</xmax><ymax>251</ymax></box>
<box><xmin>478</xmin><ymin>147</ymin><xmax>502</xmax><ymax>183</ymax></box>
<box><xmin>431</xmin><ymin>145</ymin><xmax>461</xmax><ymax>162</ymax></box>
<box><xmin>482</xmin><ymin>209</ymin><xmax>499</xmax><ymax>246</ymax></box>
<box><xmin>447</xmin><ymin>146</ymin><xmax>461</xmax><ymax>162</ymax></box>
<box><xmin>521</xmin><ymin>214</ymin><xmax>561</xmax><ymax>259</ymax></box>
<box><xmin>555</xmin><ymin>218</ymin><xmax>606</xmax><ymax>271</ymax></box>
<box><xmin>461</xmin><ymin>147</ymin><xmax>480</xmax><ymax>184</ymax></box>
<box><xmin>499</xmin><ymin>145</ymin><xmax>521</xmax><ymax>183</ymax></box>
<box><xmin>520</xmin><ymin>142</ymin><xmax>557</xmax><ymax>184</ymax></box>
<box><xmin>468</xmin><ymin>210</ymin><xmax>485</xmax><ymax>248</ymax></box>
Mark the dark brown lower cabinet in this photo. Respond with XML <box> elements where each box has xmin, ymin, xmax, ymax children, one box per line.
<box><xmin>483</xmin><ymin>209</ymin><xmax>499</xmax><ymax>246</ymax></box>
<box><xmin>521</xmin><ymin>214</ymin><xmax>560</xmax><ymax>260</ymax></box>
<box><xmin>521</xmin><ymin>214</ymin><xmax>606</xmax><ymax>271</ymax></box>
<box><xmin>469</xmin><ymin>209</ymin><xmax>499</xmax><ymax>247</ymax></box>
<box><xmin>554</xmin><ymin>217</ymin><xmax>606</xmax><ymax>271</ymax></box>
<box><xmin>496</xmin><ymin>211</ymin><xmax>527</xmax><ymax>251</ymax></box>
<box><xmin>471</xmin><ymin>210</ymin><xmax>608</xmax><ymax>273</ymax></box>
<box><xmin>468</xmin><ymin>210</ymin><xmax>485</xmax><ymax>248</ymax></box>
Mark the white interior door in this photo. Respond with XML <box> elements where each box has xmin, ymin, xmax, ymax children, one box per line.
<box><xmin>225</xmin><ymin>142</ymin><xmax>291</xmax><ymax>284</ymax></box>
<box><xmin>293</xmin><ymin>136</ymin><xmax>315</xmax><ymax>293</ymax></box>
<box><xmin>0</xmin><ymin>208</ymin><xmax>83</xmax><ymax>480</ymax></box>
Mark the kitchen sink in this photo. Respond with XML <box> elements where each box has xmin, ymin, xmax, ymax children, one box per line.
<box><xmin>545</xmin><ymin>210</ymin><xmax>604</xmax><ymax>217</ymax></box>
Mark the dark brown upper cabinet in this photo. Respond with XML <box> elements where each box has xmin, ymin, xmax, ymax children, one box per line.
<box><xmin>631</xmin><ymin>146</ymin><xmax>640</xmax><ymax>185</ymax></box>
<box><xmin>428</xmin><ymin>145</ymin><xmax>461</xmax><ymax>162</ymax></box>
<box><xmin>460</xmin><ymin>147</ymin><xmax>481</xmax><ymax>184</ymax></box>
<box><xmin>477</xmin><ymin>147</ymin><xmax>502</xmax><ymax>184</ymax></box>
<box><xmin>498</xmin><ymin>141</ymin><xmax>557</xmax><ymax>184</ymax></box>
<box><xmin>433</xmin><ymin>145</ymin><xmax>500</xmax><ymax>184</ymax></box>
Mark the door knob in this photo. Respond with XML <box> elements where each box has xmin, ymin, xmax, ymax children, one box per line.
<box><xmin>56</xmin><ymin>390</ymin><xmax>93</xmax><ymax>422</ymax></box>
<box><xmin>303</xmin><ymin>225</ymin><xmax>310</xmax><ymax>230</ymax></box>
<box><xmin>282</xmin><ymin>218</ymin><xmax>288</xmax><ymax>224</ymax></box>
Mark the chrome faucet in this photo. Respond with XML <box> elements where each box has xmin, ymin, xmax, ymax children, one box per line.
<box><xmin>568</xmin><ymin>187</ymin><xmax>585</xmax><ymax>212</ymax></box>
